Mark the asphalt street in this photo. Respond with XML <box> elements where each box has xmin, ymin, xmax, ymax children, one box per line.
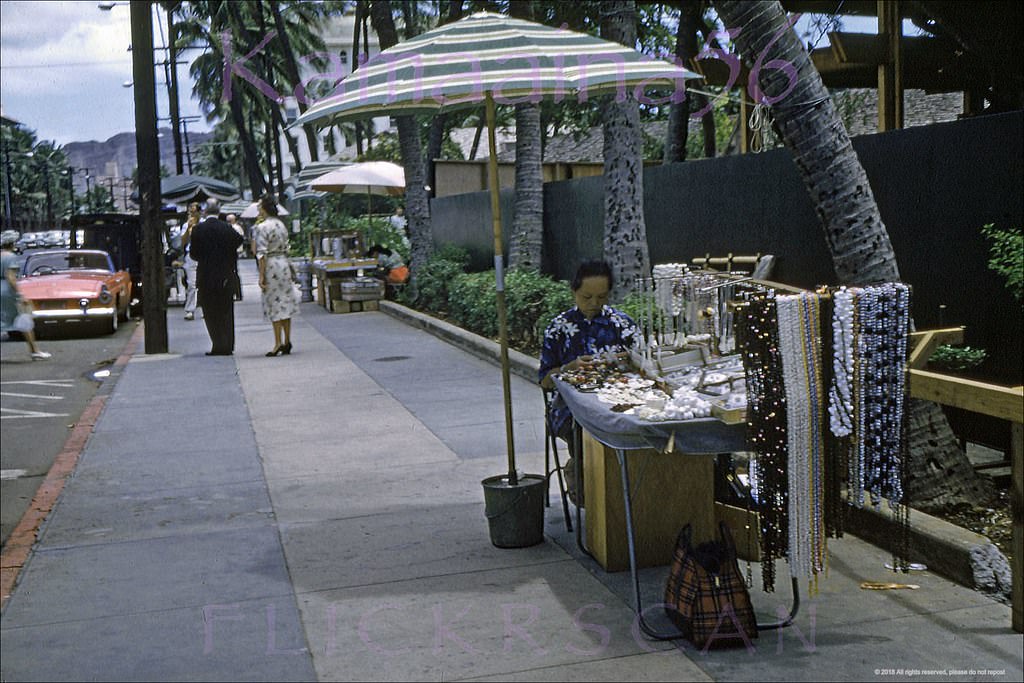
<box><xmin>0</xmin><ymin>318</ymin><xmax>139</xmax><ymax>546</ymax></box>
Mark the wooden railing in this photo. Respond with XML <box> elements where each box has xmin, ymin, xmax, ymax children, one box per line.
<box><xmin>907</xmin><ymin>328</ymin><xmax>1024</xmax><ymax>633</ymax></box>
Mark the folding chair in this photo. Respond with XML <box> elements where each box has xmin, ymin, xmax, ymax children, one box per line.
<box><xmin>543</xmin><ymin>388</ymin><xmax>573</xmax><ymax>532</ymax></box>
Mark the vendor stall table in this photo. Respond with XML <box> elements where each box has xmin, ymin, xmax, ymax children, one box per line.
<box><xmin>554</xmin><ymin>376</ymin><xmax>799</xmax><ymax>639</ymax></box>
<box><xmin>311</xmin><ymin>258</ymin><xmax>380</xmax><ymax>313</ymax></box>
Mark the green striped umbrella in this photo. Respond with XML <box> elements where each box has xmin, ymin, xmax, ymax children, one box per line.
<box><xmin>295</xmin><ymin>11</ymin><xmax>698</xmax><ymax>484</ymax></box>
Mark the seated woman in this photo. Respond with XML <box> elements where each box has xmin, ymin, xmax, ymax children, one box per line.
<box><xmin>366</xmin><ymin>244</ymin><xmax>409</xmax><ymax>285</ymax></box>
<box><xmin>539</xmin><ymin>260</ymin><xmax>639</xmax><ymax>504</ymax></box>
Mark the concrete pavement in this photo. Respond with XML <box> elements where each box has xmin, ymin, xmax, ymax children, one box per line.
<box><xmin>1</xmin><ymin>259</ymin><xmax>1020</xmax><ymax>681</ymax></box>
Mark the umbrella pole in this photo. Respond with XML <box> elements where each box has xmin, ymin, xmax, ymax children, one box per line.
<box><xmin>486</xmin><ymin>91</ymin><xmax>517</xmax><ymax>486</ymax></box>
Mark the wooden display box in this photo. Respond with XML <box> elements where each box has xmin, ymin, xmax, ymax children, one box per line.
<box><xmin>714</xmin><ymin>501</ymin><xmax>761</xmax><ymax>562</ymax></box>
<box><xmin>331</xmin><ymin>299</ymin><xmax>379</xmax><ymax>314</ymax></box>
<box><xmin>582</xmin><ymin>430</ymin><xmax>716</xmax><ymax>571</ymax></box>
<box><xmin>711</xmin><ymin>402</ymin><xmax>747</xmax><ymax>425</ymax></box>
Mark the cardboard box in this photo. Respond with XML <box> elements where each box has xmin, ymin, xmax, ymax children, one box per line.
<box><xmin>714</xmin><ymin>502</ymin><xmax>761</xmax><ymax>562</ymax></box>
<box><xmin>331</xmin><ymin>299</ymin><xmax>380</xmax><ymax>313</ymax></box>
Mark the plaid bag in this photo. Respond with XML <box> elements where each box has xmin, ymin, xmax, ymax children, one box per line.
<box><xmin>664</xmin><ymin>522</ymin><xmax>758</xmax><ymax>649</ymax></box>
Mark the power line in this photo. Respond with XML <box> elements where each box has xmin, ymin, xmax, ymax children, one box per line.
<box><xmin>1</xmin><ymin>59</ymin><xmax>132</xmax><ymax>69</ymax></box>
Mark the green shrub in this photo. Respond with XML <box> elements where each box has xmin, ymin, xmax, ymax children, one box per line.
<box><xmin>449</xmin><ymin>271</ymin><xmax>498</xmax><ymax>338</ymax></box>
<box><xmin>929</xmin><ymin>344</ymin><xmax>988</xmax><ymax>372</ymax></box>
<box><xmin>618</xmin><ymin>292</ymin><xmax>662</xmax><ymax>337</ymax></box>
<box><xmin>505</xmin><ymin>269</ymin><xmax>573</xmax><ymax>348</ymax></box>
<box><xmin>981</xmin><ymin>223</ymin><xmax>1023</xmax><ymax>302</ymax></box>
<box><xmin>414</xmin><ymin>245</ymin><xmax>470</xmax><ymax>313</ymax></box>
<box><xmin>438</xmin><ymin>268</ymin><xmax>575</xmax><ymax>350</ymax></box>
<box><xmin>344</xmin><ymin>215</ymin><xmax>410</xmax><ymax>262</ymax></box>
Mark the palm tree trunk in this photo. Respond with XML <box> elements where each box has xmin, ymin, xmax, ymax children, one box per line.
<box><xmin>269</xmin><ymin>0</ymin><xmax>319</xmax><ymax>163</ymax></box>
<box><xmin>229</xmin><ymin>88</ymin><xmax>266</xmax><ymax>196</ymax></box>
<box><xmin>663</xmin><ymin>0</ymin><xmax>703</xmax><ymax>164</ymax></box>
<box><xmin>510</xmin><ymin>102</ymin><xmax>544</xmax><ymax>271</ymax></box>
<box><xmin>601</xmin><ymin>0</ymin><xmax>650</xmax><ymax>302</ymax></box>
<box><xmin>469</xmin><ymin>113</ymin><xmax>485</xmax><ymax>160</ymax></box>
<box><xmin>713</xmin><ymin>0</ymin><xmax>993</xmax><ymax>510</ymax></box>
<box><xmin>508</xmin><ymin>0</ymin><xmax>544</xmax><ymax>272</ymax></box>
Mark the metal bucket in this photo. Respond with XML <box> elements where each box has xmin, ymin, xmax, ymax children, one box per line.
<box><xmin>291</xmin><ymin>257</ymin><xmax>313</xmax><ymax>302</ymax></box>
<box><xmin>481</xmin><ymin>474</ymin><xmax>546</xmax><ymax>548</ymax></box>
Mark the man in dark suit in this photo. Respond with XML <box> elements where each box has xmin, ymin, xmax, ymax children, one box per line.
<box><xmin>189</xmin><ymin>198</ymin><xmax>244</xmax><ymax>355</ymax></box>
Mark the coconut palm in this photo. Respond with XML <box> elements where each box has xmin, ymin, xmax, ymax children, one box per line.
<box><xmin>508</xmin><ymin>0</ymin><xmax>543</xmax><ymax>272</ymax></box>
<box><xmin>601</xmin><ymin>0</ymin><xmax>651</xmax><ymax>302</ymax></box>
<box><xmin>177</xmin><ymin>1</ymin><xmax>331</xmax><ymax>193</ymax></box>
<box><xmin>268</xmin><ymin>0</ymin><xmax>330</xmax><ymax>164</ymax></box>
<box><xmin>713</xmin><ymin>0</ymin><xmax>993</xmax><ymax>511</ymax></box>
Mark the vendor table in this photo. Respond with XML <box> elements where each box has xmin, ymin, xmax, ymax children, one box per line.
<box><xmin>312</xmin><ymin>258</ymin><xmax>378</xmax><ymax>312</ymax></box>
<box><xmin>553</xmin><ymin>376</ymin><xmax>799</xmax><ymax>639</ymax></box>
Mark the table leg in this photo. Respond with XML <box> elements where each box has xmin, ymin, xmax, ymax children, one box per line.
<box><xmin>573</xmin><ymin>421</ymin><xmax>595</xmax><ymax>560</ymax></box>
<box><xmin>615</xmin><ymin>447</ymin><xmax>800</xmax><ymax>639</ymax></box>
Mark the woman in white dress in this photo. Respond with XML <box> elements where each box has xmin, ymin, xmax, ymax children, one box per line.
<box><xmin>254</xmin><ymin>194</ymin><xmax>299</xmax><ymax>356</ymax></box>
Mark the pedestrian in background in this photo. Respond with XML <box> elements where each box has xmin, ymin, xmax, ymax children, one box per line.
<box><xmin>225</xmin><ymin>213</ymin><xmax>244</xmax><ymax>301</ymax></box>
<box><xmin>189</xmin><ymin>198</ymin><xmax>243</xmax><ymax>356</ymax></box>
<box><xmin>254</xmin><ymin>193</ymin><xmax>299</xmax><ymax>356</ymax></box>
<box><xmin>1</xmin><ymin>233</ymin><xmax>50</xmax><ymax>360</ymax></box>
<box><xmin>179</xmin><ymin>202</ymin><xmax>201</xmax><ymax>320</ymax></box>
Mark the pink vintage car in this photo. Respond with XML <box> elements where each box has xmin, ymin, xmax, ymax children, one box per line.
<box><xmin>18</xmin><ymin>249</ymin><xmax>133</xmax><ymax>335</ymax></box>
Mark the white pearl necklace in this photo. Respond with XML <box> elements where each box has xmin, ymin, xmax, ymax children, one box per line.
<box><xmin>828</xmin><ymin>286</ymin><xmax>857</xmax><ymax>437</ymax></box>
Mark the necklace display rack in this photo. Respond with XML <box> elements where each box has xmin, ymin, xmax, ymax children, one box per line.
<box><xmin>630</xmin><ymin>265</ymin><xmax>914</xmax><ymax>598</ymax></box>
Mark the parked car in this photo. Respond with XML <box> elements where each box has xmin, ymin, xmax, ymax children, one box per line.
<box><xmin>17</xmin><ymin>249</ymin><xmax>133</xmax><ymax>335</ymax></box>
<box><xmin>41</xmin><ymin>230</ymin><xmax>65</xmax><ymax>248</ymax></box>
<box><xmin>69</xmin><ymin>213</ymin><xmax>144</xmax><ymax>314</ymax></box>
<box><xmin>15</xmin><ymin>232</ymin><xmax>40</xmax><ymax>251</ymax></box>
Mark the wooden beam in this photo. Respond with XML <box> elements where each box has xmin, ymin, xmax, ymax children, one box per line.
<box><xmin>782</xmin><ymin>0</ymin><xmax>913</xmax><ymax>16</ymax></box>
<box><xmin>878</xmin><ymin>0</ymin><xmax>903</xmax><ymax>131</ymax></box>
<box><xmin>1012</xmin><ymin>421</ymin><xmax>1022</xmax><ymax>633</ymax></box>
<box><xmin>907</xmin><ymin>369</ymin><xmax>1024</xmax><ymax>424</ymax></box>
<box><xmin>906</xmin><ymin>326</ymin><xmax>965</xmax><ymax>369</ymax></box>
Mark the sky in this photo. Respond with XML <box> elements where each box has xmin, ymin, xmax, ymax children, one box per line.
<box><xmin>0</xmin><ymin>0</ymin><xmax>211</xmax><ymax>146</ymax></box>
<box><xmin>0</xmin><ymin>1</ymin><xmax>897</xmax><ymax>149</ymax></box>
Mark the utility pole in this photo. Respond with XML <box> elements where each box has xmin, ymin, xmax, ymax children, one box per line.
<box><xmin>131</xmin><ymin>0</ymin><xmax>168</xmax><ymax>353</ymax></box>
<box><xmin>1</xmin><ymin>135</ymin><xmax>12</xmax><ymax>229</ymax></box>
<box><xmin>166</xmin><ymin>3</ymin><xmax>184</xmax><ymax>175</ymax></box>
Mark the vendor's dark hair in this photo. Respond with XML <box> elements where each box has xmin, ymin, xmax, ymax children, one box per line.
<box><xmin>367</xmin><ymin>244</ymin><xmax>392</xmax><ymax>257</ymax></box>
<box><xmin>571</xmin><ymin>260</ymin><xmax>613</xmax><ymax>291</ymax></box>
<box><xmin>260</xmin><ymin>193</ymin><xmax>279</xmax><ymax>217</ymax></box>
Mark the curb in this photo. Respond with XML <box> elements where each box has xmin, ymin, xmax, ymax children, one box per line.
<box><xmin>379</xmin><ymin>300</ymin><xmax>540</xmax><ymax>383</ymax></box>
<box><xmin>378</xmin><ymin>300</ymin><xmax>1006</xmax><ymax>597</ymax></box>
<box><xmin>0</xmin><ymin>322</ymin><xmax>144</xmax><ymax>611</ymax></box>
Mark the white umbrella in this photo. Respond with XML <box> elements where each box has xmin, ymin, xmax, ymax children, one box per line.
<box><xmin>311</xmin><ymin>161</ymin><xmax>406</xmax><ymax>225</ymax></box>
<box><xmin>240</xmin><ymin>201</ymin><xmax>289</xmax><ymax>219</ymax></box>
<box><xmin>294</xmin><ymin>11</ymin><xmax>699</xmax><ymax>485</ymax></box>
<box><xmin>310</xmin><ymin>161</ymin><xmax>405</xmax><ymax>196</ymax></box>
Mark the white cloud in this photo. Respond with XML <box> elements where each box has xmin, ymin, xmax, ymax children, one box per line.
<box><xmin>1</xmin><ymin>0</ymin><xmax>209</xmax><ymax>145</ymax></box>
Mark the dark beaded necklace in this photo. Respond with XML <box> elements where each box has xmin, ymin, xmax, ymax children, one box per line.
<box><xmin>737</xmin><ymin>292</ymin><xmax>788</xmax><ymax>593</ymax></box>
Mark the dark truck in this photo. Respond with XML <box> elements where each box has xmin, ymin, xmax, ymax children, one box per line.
<box><xmin>69</xmin><ymin>213</ymin><xmax>145</xmax><ymax>315</ymax></box>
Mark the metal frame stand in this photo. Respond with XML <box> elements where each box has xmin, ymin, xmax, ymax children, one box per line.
<box><xmin>614</xmin><ymin>448</ymin><xmax>800</xmax><ymax>640</ymax></box>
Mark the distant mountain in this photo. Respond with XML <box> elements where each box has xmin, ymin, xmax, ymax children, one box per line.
<box><xmin>63</xmin><ymin>127</ymin><xmax>213</xmax><ymax>190</ymax></box>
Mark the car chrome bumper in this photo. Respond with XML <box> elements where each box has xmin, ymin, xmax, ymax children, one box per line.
<box><xmin>32</xmin><ymin>307</ymin><xmax>115</xmax><ymax>323</ymax></box>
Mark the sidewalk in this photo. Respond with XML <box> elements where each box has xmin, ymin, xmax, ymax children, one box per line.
<box><xmin>1</xmin><ymin>259</ymin><xmax>1020</xmax><ymax>682</ymax></box>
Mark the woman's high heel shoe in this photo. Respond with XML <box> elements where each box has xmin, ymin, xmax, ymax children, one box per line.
<box><xmin>266</xmin><ymin>346</ymin><xmax>283</xmax><ymax>357</ymax></box>
<box><xmin>281</xmin><ymin>342</ymin><xmax>292</xmax><ymax>355</ymax></box>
